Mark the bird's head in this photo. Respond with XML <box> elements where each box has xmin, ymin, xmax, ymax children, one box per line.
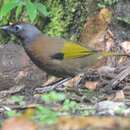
<box><xmin>1</xmin><ymin>23</ymin><xmax>42</xmax><ymax>43</ymax></box>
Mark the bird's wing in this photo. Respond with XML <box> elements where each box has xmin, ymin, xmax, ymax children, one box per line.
<box><xmin>61</xmin><ymin>41</ymin><xmax>96</xmax><ymax>59</ymax></box>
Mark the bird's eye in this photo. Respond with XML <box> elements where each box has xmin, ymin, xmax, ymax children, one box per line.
<box><xmin>13</xmin><ymin>25</ymin><xmax>22</xmax><ymax>32</ymax></box>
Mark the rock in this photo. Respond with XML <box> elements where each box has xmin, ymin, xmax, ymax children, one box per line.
<box><xmin>0</xmin><ymin>43</ymin><xmax>46</xmax><ymax>91</ymax></box>
<box><xmin>95</xmin><ymin>100</ymin><xmax>126</xmax><ymax>116</ymax></box>
<box><xmin>111</xmin><ymin>0</ymin><xmax>130</xmax><ymax>43</ymax></box>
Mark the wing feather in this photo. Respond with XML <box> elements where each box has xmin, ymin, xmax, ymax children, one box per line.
<box><xmin>62</xmin><ymin>42</ymin><xmax>96</xmax><ymax>59</ymax></box>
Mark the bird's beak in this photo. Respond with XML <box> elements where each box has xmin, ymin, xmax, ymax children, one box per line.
<box><xmin>0</xmin><ymin>26</ymin><xmax>10</xmax><ymax>30</ymax></box>
<box><xmin>0</xmin><ymin>26</ymin><xmax>10</xmax><ymax>32</ymax></box>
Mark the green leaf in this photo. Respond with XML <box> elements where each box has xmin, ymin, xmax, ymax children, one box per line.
<box><xmin>6</xmin><ymin>110</ymin><xmax>18</xmax><ymax>118</ymax></box>
<box><xmin>35</xmin><ymin>3</ymin><xmax>49</xmax><ymax>16</ymax></box>
<box><xmin>10</xmin><ymin>95</ymin><xmax>25</xmax><ymax>106</ymax></box>
<box><xmin>62</xmin><ymin>99</ymin><xmax>78</xmax><ymax>111</ymax></box>
<box><xmin>41</xmin><ymin>91</ymin><xmax>65</xmax><ymax>103</ymax></box>
<box><xmin>0</xmin><ymin>2</ymin><xmax>17</xmax><ymax>16</ymax></box>
<box><xmin>16</xmin><ymin>5</ymin><xmax>22</xmax><ymax>19</ymax></box>
<box><xmin>35</xmin><ymin>105</ymin><xmax>58</xmax><ymax>124</ymax></box>
<box><xmin>117</xmin><ymin>17</ymin><xmax>130</xmax><ymax>24</ymax></box>
<box><xmin>26</xmin><ymin>1</ymin><xmax>37</xmax><ymax>22</ymax></box>
<box><xmin>11</xmin><ymin>95</ymin><xmax>24</xmax><ymax>103</ymax></box>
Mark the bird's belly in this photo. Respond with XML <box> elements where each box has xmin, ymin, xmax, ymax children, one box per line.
<box><xmin>32</xmin><ymin>59</ymin><xmax>78</xmax><ymax>78</ymax></box>
<box><xmin>26</xmin><ymin>50</ymin><xmax>78</xmax><ymax>78</ymax></box>
<box><xmin>25</xmin><ymin>49</ymin><xmax>100</xmax><ymax>78</ymax></box>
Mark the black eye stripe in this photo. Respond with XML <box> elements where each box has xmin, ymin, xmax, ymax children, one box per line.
<box><xmin>15</xmin><ymin>26</ymin><xmax>19</xmax><ymax>30</ymax></box>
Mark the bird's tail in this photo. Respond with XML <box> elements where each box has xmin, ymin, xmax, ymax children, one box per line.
<box><xmin>98</xmin><ymin>51</ymin><xmax>129</xmax><ymax>59</ymax></box>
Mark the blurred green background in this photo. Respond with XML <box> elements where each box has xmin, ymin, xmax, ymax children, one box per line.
<box><xmin>0</xmin><ymin>0</ymin><xmax>96</xmax><ymax>42</ymax></box>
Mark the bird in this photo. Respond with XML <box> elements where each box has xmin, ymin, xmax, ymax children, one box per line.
<box><xmin>0</xmin><ymin>23</ymin><xmax>127</xmax><ymax>92</ymax></box>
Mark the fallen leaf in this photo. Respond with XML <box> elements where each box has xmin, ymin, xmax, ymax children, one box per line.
<box><xmin>105</xmin><ymin>35</ymin><xmax>114</xmax><ymax>51</ymax></box>
<box><xmin>80</xmin><ymin>8</ymin><xmax>112</xmax><ymax>50</ymax></box>
<box><xmin>43</xmin><ymin>76</ymin><xmax>57</xmax><ymax>86</ymax></box>
<box><xmin>85</xmin><ymin>81</ymin><xmax>98</xmax><ymax>90</ymax></box>
<box><xmin>64</xmin><ymin>74</ymin><xmax>82</xmax><ymax>88</ymax></box>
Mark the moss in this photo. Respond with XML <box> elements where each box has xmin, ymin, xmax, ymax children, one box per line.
<box><xmin>43</xmin><ymin>0</ymin><xmax>66</xmax><ymax>37</ymax></box>
<box><xmin>97</xmin><ymin>0</ymin><xmax>119</xmax><ymax>8</ymax></box>
<box><xmin>61</xmin><ymin>0</ymin><xmax>89</xmax><ymax>41</ymax></box>
<box><xmin>43</xmin><ymin>0</ymin><xmax>93</xmax><ymax>41</ymax></box>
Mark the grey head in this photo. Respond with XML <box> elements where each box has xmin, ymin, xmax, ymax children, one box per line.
<box><xmin>1</xmin><ymin>23</ymin><xmax>42</xmax><ymax>44</ymax></box>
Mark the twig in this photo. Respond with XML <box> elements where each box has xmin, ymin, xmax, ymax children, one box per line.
<box><xmin>110</xmin><ymin>66</ymin><xmax>130</xmax><ymax>89</ymax></box>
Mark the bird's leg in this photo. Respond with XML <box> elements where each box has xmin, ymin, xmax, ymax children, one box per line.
<box><xmin>34</xmin><ymin>78</ymin><xmax>71</xmax><ymax>93</ymax></box>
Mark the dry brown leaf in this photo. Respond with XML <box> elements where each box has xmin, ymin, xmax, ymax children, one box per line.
<box><xmin>64</xmin><ymin>75</ymin><xmax>81</xmax><ymax>88</ymax></box>
<box><xmin>43</xmin><ymin>76</ymin><xmax>57</xmax><ymax>86</ymax></box>
<box><xmin>99</xmin><ymin>8</ymin><xmax>112</xmax><ymax>24</ymax></box>
<box><xmin>80</xmin><ymin>8</ymin><xmax>112</xmax><ymax>50</ymax></box>
<box><xmin>1</xmin><ymin>116</ymin><xmax>37</xmax><ymax>130</ymax></box>
<box><xmin>105</xmin><ymin>38</ymin><xmax>114</xmax><ymax>51</ymax></box>
<box><xmin>85</xmin><ymin>81</ymin><xmax>98</xmax><ymax>90</ymax></box>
